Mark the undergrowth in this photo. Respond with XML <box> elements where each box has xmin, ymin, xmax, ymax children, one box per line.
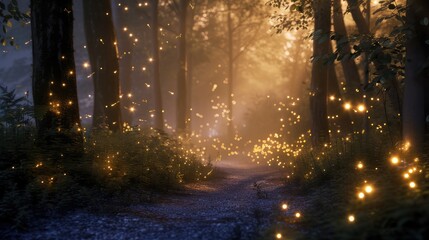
<box><xmin>266</xmin><ymin>132</ymin><xmax>429</xmax><ymax>239</ymax></box>
<box><xmin>0</xmin><ymin>84</ymin><xmax>212</xmax><ymax>229</ymax></box>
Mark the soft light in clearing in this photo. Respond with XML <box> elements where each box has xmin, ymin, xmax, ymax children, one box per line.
<box><xmin>276</xmin><ymin>233</ymin><xmax>282</xmax><ymax>239</ymax></box>
<box><xmin>348</xmin><ymin>215</ymin><xmax>355</xmax><ymax>223</ymax></box>
<box><xmin>390</xmin><ymin>156</ymin><xmax>400</xmax><ymax>165</ymax></box>
<box><xmin>281</xmin><ymin>203</ymin><xmax>288</xmax><ymax>210</ymax></box>
<box><xmin>409</xmin><ymin>181</ymin><xmax>416</xmax><ymax>188</ymax></box>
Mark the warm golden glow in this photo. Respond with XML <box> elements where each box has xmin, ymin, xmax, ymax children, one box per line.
<box><xmin>343</xmin><ymin>102</ymin><xmax>352</xmax><ymax>110</ymax></box>
<box><xmin>390</xmin><ymin>156</ymin><xmax>399</xmax><ymax>165</ymax></box>
<box><xmin>348</xmin><ymin>215</ymin><xmax>355</xmax><ymax>223</ymax></box>
<box><xmin>364</xmin><ymin>185</ymin><xmax>373</xmax><ymax>194</ymax></box>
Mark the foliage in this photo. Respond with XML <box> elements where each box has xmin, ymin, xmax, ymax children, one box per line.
<box><xmin>87</xmin><ymin>128</ymin><xmax>213</xmax><ymax>191</ymax></box>
<box><xmin>0</xmin><ymin>0</ymin><xmax>30</xmax><ymax>46</ymax></box>
<box><xmin>267</xmin><ymin>132</ymin><xmax>429</xmax><ymax>239</ymax></box>
<box><xmin>0</xmin><ymin>87</ymin><xmax>212</xmax><ymax>228</ymax></box>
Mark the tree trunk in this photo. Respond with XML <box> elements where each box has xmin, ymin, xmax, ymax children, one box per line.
<box><xmin>31</xmin><ymin>0</ymin><xmax>83</xmax><ymax>148</ymax></box>
<box><xmin>151</xmin><ymin>0</ymin><xmax>164</xmax><ymax>131</ymax></box>
<box><xmin>403</xmin><ymin>0</ymin><xmax>429</xmax><ymax>153</ymax></box>
<box><xmin>327</xmin><ymin>43</ymin><xmax>353</xmax><ymax>134</ymax></box>
<box><xmin>113</xmin><ymin>0</ymin><xmax>134</xmax><ymax>125</ymax></box>
<box><xmin>333</xmin><ymin>0</ymin><xmax>361</xmax><ymax>101</ymax></box>
<box><xmin>176</xmin><ymin>0</ymin><xmax>188</xmax><ymax>134</ymax></box>
<box><xmin>227</xmin><ymin>0</ymin><xmax>234</xmax><ymax>140</ymax></box>
<box><xmin>310</xmin><ymin>0</ymin><xmax>331</xmax><ymax>147</ymax></box>
<box><xmin>186</xmin><ymin>5</ymin><xmax>195</xmax><ymax>134</ymax></box>
<box><xmin>346</xmin><ymin>0</ymin><xmax>402</xmax><ymax>116</ymax></box>
<box><xmin>83</xmin><ymin>0</ymin><xmax>122</xmax><ymax>132</ymax></box>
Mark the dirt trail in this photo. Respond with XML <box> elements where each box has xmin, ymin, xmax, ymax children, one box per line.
<box><xmin>12</xmin><ymin>159</ymin><xmax>286</xmax><ymax>240</ymax></box>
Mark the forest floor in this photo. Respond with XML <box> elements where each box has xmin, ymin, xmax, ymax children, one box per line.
<box><xmin>6</xmin><ymin>159</ymin><xmax>289</xmax><ymax>240</ymax></box>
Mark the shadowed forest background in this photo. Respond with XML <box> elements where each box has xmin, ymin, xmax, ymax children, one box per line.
<box><xmin>1</xmin><ymin>0</ymin><xmax>429</xmax><ymax>239</ymax></box>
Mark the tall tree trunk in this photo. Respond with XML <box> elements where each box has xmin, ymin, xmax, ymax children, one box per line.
<box><xmin>327</xmin><ymin>43</ymin><xmax>353</xmax><ymax>134</ymax></box>
<box><xmin>31</xmin><ymin>0</ymin><xmax>83</xmax><ymax>148</ymax></box>
<box><xmin>113</xmin><ymin>0</ymin><xmax>134</xmax><ymax>125</ymax></box>
<box><xmin>151</xmin><ymin>0</ymin><xmax>164</xmax><ymax>131</ymax></box>
<box><xmin>227</xmin><ymin>0</ymin><xmax>234</xmax><ymax>140</ymax></box>
<box><xmin>346</xmin><ymin>0</ymin><xmax>402</xmax><ymax>116</ymax></box>
<box><xmin>333</xmin><ymin>0</ymin><xmax>361</xmax><ymax>101</ymax></box>
<box><xmin>186</xmin><ymin>5</ymin><xmax>195</xmax><ymax>134</ymax></box>
<box><xmin>310</xmin><ymin>0</ymin><xmax>331</xmax><ymax>147</ymax></box>
<box><xmin>176</xmin><ymin>0</ymin><xmax>188</xmax><ymax>134</ymax></box>
<box><xmin>83</xmin><ymin>0</ymin><xmax>122</xmax><ymax>132</ymax></box>
<box><xmin>403</xmin><ymin>0</ymin><xmax>429</xmax><ymax>153</ymax></box>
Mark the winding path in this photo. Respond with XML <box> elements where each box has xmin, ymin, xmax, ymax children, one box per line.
<box><xmin>12</xmin><ymin>159</ymin><xmax>285</xmax><ymax>240</ymax></box>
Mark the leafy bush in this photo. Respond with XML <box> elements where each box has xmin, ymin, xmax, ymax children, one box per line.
<box><xmin>87</xmin><ymin>129</ymin><xmax>212</xmax><ymax>191</ymax></box>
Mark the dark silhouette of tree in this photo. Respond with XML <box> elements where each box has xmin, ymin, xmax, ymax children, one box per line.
<box><xmin>333</xmin><ymin>0</ymin><xmax>361</xmax><ymax>102</ymax></box>
<box><xmin>31</xmin><ymin>0</ymin><xmax>83</xmax><ymax>148</ymax></box>
<box><xmin>150</xmin><ymin>0</ymin><xmax>164</xmax><ymax>131</ymax></box>
<box><xmin>176</xmin><ymin>0</ymin><xmax>189</xmax><ymax>135</ymax></box>
<box><xmin>83</xmin><ymin>0</ymin><xmax>122</xmax><ymax>132</ymax></box>
<box><xmin>346</xmin><ymin>0</ymin><xmax>402</xmax><ymax>116</ymax></box>
<box><xmin>113</xmin><ymin>0</ymin><xmax>134</xmax><ymax>125</ymax></box>
<box><xmin>403</xmin><ymin>0</ymin><xmax>429</xmax><ymax>153</ymax></box>
<box><xmin>310</xmin><ymin>0</ymin><xmax>331</xmax><ymax>147</ymax></box>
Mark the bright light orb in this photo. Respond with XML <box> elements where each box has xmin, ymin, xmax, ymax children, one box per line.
<box><xmin>409</xmin><ymin>181</ymin><xmax>416</xmax><ymax>188</ymax></box>
<box><xmin>364</xmin><ymin>185</ymin><xmax>373</xmax><ymax>194</ymax></box>
<box><xmin>343</xmin><ymin>102</ymin><xmax>352</xmax><ymax>110</ymax></box>
<box><xmin>357</xmin><ymin>104</ymin><xmax>366</xmax><ymax>112</ymax></box>
<box><xmin>276</xmin><ymin>233</ymin><xmax>282</xmax><ymax>239</ymax></box>
<box><xmin>295</xmin><ymin>212</ymin><xmax>301</xmax><ymax>218</ymax></box>
<box><xmin>348</xmin><ymin>215</ymin><xmax>355</xmax><ymax>223</ymax></box>
<box><xmin>281</xmin><ymin>203</ymin><xmax>288</xmax><ymax>210</ymax></box>
<box><xmin>358</xmin><ymin>192</ymin><xmax>365</xmax><ymax>199</ymax></box>
<box><xmin>390</xmin><ymin>156</ymin><xmax>400</xmax><ymax>165</ymax></box>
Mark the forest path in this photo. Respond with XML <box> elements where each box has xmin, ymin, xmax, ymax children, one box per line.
<box><xmin>15</xmin><ymin>159</ymin><xmax>286</xmax><ymax>240</ymax></box>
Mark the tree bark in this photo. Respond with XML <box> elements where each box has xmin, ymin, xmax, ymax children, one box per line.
<box><xmin>227</xmin><ymin>0</ymin><xmax>234</xmax><ymax>140</ymax></box>
<box><xmin>310</xmin><ymin>0</ymin><xmax>331</xmax><ymax>147</ymax></box>
<box><xmin>186</xmin><ymin>5</ymin><xmax>195</xmax><ymax>133</ymax></box>
<box><xmin>113</xmin><ymin>0</ymin><xmax>134</xmax><ymax>125</ymax></box>
<box><xmin>151</xmin><ymin>0</ymin><xmax>164</xmax><ymax>131</ymax></box>
<box><xmin>83</xmin><ymin>0</ymin><xmax>122</xmax><ymax>132</ymax></box>
<box><xmin>333</xmin><ymin>0</ymin><xmax>361</xmax><ymax>101</ymax></box>
<box><xmin>403</xmin><ymin>0</ymin><xmax>429</xmax><ymax>153</ymax></box>
<box><xmin>346</xmin><ymin>0</ymin><xmax>402</xmax><ymax>116</ymax></box>
<box><xmin>176</xmin><ymin>0</ymin><xmax>189</xmax><ymax>134</ymax></box>
<box><xmin>31</xmin><ymin>0</ymin><xmax>83</xmax><ymax>148</ymax></box>
<box><xmin>327</xmin><ymin>43</ymin><xmax>353</xmax><ymax>134</ymax></box>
